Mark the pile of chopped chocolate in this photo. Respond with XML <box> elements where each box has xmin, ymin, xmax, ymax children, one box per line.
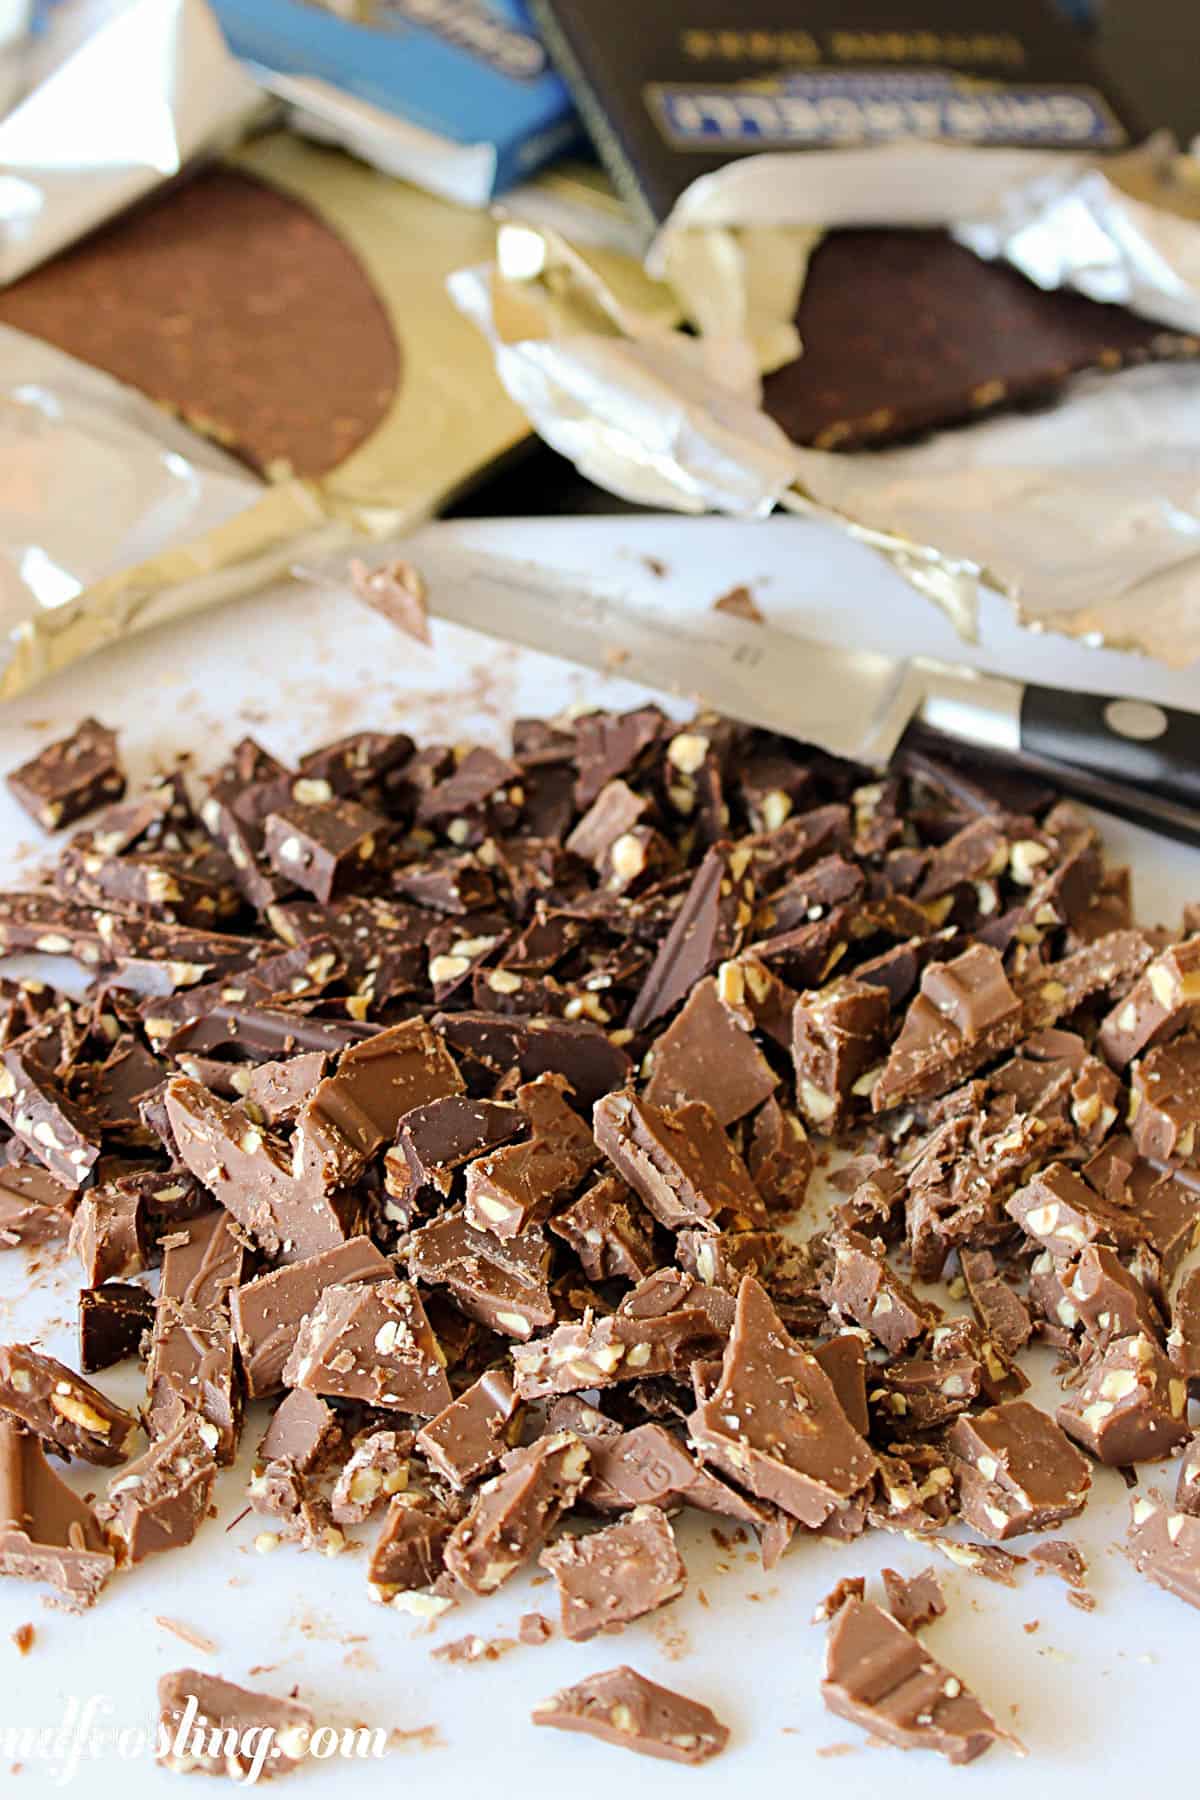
<box><xmin>1</xmin><ymin>704</ymin><xmax>1199</xmax><ymax>1772</ymax></box>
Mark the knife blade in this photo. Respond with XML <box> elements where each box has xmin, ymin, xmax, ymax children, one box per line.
<box><xmin>302</xmin><ymin>542</ymin><xmax>1200</xmax><ymax>848</ymax></box>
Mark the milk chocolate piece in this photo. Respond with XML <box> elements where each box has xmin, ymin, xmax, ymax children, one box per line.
<box><xmin>434</xmin><ymin>1011</ymin><xmax>631</xmax><ymax>1112</ymax></box>
<box><xmin>1007</xmin><ymin>1162</ymin><xmax>1142</xmax><ymax>1261</ymax></box>
<box><xmin>1131</xmin><ymin>1037</ymin><xmax>1200</xmax><ymax>1164</ymax></box>
<box><xmin>874</xmin><ymin>946</ymin><xmax>1022</xmax><ymax>1111</ymax></box>
<box><xmin>512</xmin><ymin>1299</ymin><xmax>724</xmax><ymax>1401</ymax></box>
<box><xmin>156</xmin><ymin>1669</ymin><xmax>314</xmax><ymax>1778</ymax></box>
<box><xmin>1127</xmin><ymin>1494</ymin><xmax>1200</xmax><ymax>1611</ymax></box>
<box><xmin>368</xmin><ymin>1494</ymin><xmax>455</xmax><ymax>1596</ymax></box>
<box><xmin>792</xmin><ymin>977</ymin><xmax>889</xmax><ymax>1131</ymax></box>
<box><xmin>747</xmin><ymin>1096</ymin><xmax>813</xmax><ymax>1212</ymax></box>
<box><xmin>0</xmin><ymin>1344</ymin><xmax>138</xmax><ymax>1466</ymax></box>
<box><xmin>593</xmin><ymin>1090</ymin><xmax>765</xmax><ymax>1232</ymax></box>
<box><xmin>243</xmin><ymin>1052</ymin><xmax>329</xmax><ymax>1127</ymax></box>
<box><xmin>0</xmin><ymin>1418</ymin><xmax>113</xmax><ymax>1608</ymax></box>
<box><xmin>549</xmin><ymin>1173</ymin><xmax>658</xmax><ymax>1284</ymax></box>
<box><xmin>540</xmin><ymin>1505</ymin><xmax>685</xmax><ymax>1640</ymax></box>
<box><xmin>330</xmin><ymin>1429</ymin><xmax>412</xmax><ymax>1525</ymax></box>
<box><xmin>465</xmin><ymin>1074</ymin><xmax>597</xmax><ymax>1238</ymax></box>
<box><xmin>386</xmin><ymin>1096</ymin><xmax>521</xmax><ymax>1214</ymax></box>
<box><xmin>643</xmin><ymin>975</ymin><xmax>776</xmax><ymax>1125</ymax></box>
<box><xmin>581</xmin><ymin>1422</ymin><xmax>697</xmax><ymax>1513</ymax></box>
<box><xmin>959</xmin><ymin>1249</ymin><xmax>1032</xmax><ymax>1359</ymax></box>
<box><xmin>79</xmin><ymin>1282</ymin><xmax>153</xmax><ymax>1372</ymax></box>
<box><xmin>1065</xmin><ymin>1243</ymin><xmax>1163</xmax><ymax>1350</ymax></box>
<box><xmin>813</xmin><ymin>1575</ymin><xmax>866</xmax><ymax>1623</ymax></box>
<box><xmin>0</xmin><ymin>1163</ymin><xmax>76</xmax><ymax>1246</ymax></box>
<box><xmin>532</xmin><ymin>1666</ymin><xmax>728</xmax><ymax>1765</ymax></box>
<box><xmin>292</xmin><ymin>1017</ymin><xmax>463</xmax><ymax>1195</ymax></box>
<box><xmin>948</xmin><ymin>1401</ymin><xmax>1091</xmax><ymax>1540</ymax></box>
<box><xmin>263</xmin><ymin>797</ymin><xmax>385</xmax><ymax>903</ymax></box>
<box><xmin>417</xmin><ymin>1369</ymin><xmax>520</xmax><ymax>1488</ymax></box>
<box><xmin>1098</xmin><ymin>939</ymin><xmax>1200</xmax><ymax>1067</ymax></box>
<box><xmin>165</xmin><ymin>1077</ymin><xmax>355</xmax><ymax>1261</ymax></box>
<box><xmin>688</xmin><ymin>1277</ymin><xmax>876</xmax><ymax>1526</ymax></box>
<box><xmin>283</xmin><ymin>1278</ymin><xmax>451</xmax><ymax>1415</ymax></box>
<box><xmin>1058</xmin><ymin>1333</ymin><xmax>1189</xmax><ymax>1464</ymax></box>
<box><xmin>1176</xmin><ymin>1439</ymin><xmax>1200</xmax><ymax>1516</ymax></box>
<box><xmin>1029</xmin><ymin>1539</ymin><xmax>1089</xmax><ymax>1587</ymax></box>
<box><xmin>258</xmin><ymin>1390</ymin><xmax>341</xmax><ymax>1477</ymax></box>
<box><xmin>146</xmin><ymin>1211</ymin><xmax>245</xmax><ymax>1464</ymax></box>
<box><xmin>68</xmin><ymin>1181</ymin><xmax>144</xmax><ymax>1285</ymax></box>
<box><xmin>231</xmin><ymin>1236</ymin><xmax>392</xmax><ymax>1397</ymax></box>
<box><xmin>406</xmin><ymin>1209</ymin><xmax>554</xmax><ymax>1339</ymax></box>
<box><xmin>156</xmin><ymin>1207</ymin><xmax>248</xmax><ymax>1314</ymax></box>
<box><xmin>6</xmin><ymin>719</ymin><xmax>124</xmax><ymax>831</ymax></box>
<box><xmin>823</xmin><ymin>1233</ymin><xmax>935</xmax><ymax>1355</ymax></box>
<box><xmin>98</xmin><ymin>1411</ymin><xmax>217</xmax><ymax>1562</ymax></box>
<box><xmin>821</xmin><ymin>1598</ymin><xmax>1020</xmax><ymax>1764</ymax></box>
<box><xmin>628</xmin><ymin>844</ymin><xmax>756</xmax><ymax>1032</ymax></box>
<box><xmin>444</xmin><ymin>1429</ymin><xmax>591</xmax><ymax>1594</ymax></box>
<box><xmin>0</xmin><ymin>1037</ymin><xmax>102</xmax><ymax>1188</ymax></box>
<box><xmin>1169</xmin><ymin>1266</ymin><xmax>1200</xmax><ymax>1392</ymax></box>
<box><xmin>881</xmin><ymin>1567</ymin><xmax>946</xmax><ymax>1632</ymax></box>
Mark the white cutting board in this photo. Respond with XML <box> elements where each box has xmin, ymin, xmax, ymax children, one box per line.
<box><xmin>0</xmin><ymin>513</ymin><xmax>1195</xmax><ymax>1799</ymax></box>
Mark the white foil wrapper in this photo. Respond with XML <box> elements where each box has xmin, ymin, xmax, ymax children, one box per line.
<box><xmin>0</xmin><ymin>326</ymin><xmax>337</xmax><ymax>696</ymax></box>
<box><xmin>451</xmin><ymin>212</ymin><xmax>1200</xmax><ymax>665</ymax></box>
<box><xmin>0</xmin><ymin>0</ymin><xmax>264</xmax><ymax>285</ymax></box>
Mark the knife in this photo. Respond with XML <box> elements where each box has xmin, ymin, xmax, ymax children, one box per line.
<box><xmin>305</xmin><ymin>543</ymin><xmax>1200</xmax><ymax>848</ymax></box>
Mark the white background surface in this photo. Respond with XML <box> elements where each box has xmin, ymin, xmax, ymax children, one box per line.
<box><xmin>0</xmin><ymin>511</ymin><xmax>1195</xmax><ymax>1796</ymax></box>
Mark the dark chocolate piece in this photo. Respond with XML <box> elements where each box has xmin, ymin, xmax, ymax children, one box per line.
<box><xmin>532</xmin><ymin>1666</ymin><xmax>728</xmax><ymax>1765</ymax></box>
<box><xmin>79</xmin><ymin>1282</ymin><xmax>154</xmax><ymax>1373</ymax></box>
<box><xmin>628</xmin><ymin>844</ymin><xmax>755</xmax><ymax>1032</ymax></box>
<box><xmin>820</xmin><ymin>1597</ymin><xmax>1020</xmax><ymax>1764</ymax></box>
<box><xmin>0</xmin><ymin>1418</ymin><xmax>114</xmax><ymax>1608</ymax></box>
<box><xmin>593</xmin><ymin>1090</ymin><xmax>766</xmax><ymax>1232</ymax></box>
<box><xmin>7</xmin><ymin>719</ymin><xmax>124</xmax><ymax>831</ymax></box>
<box><xmin>539</xmin><ymin>1505</ymin><xmax>685</xmax><ymax>1640</ymax></box>
<box><xmin>434</xmin><ymin>1011</ymin><xmax>631</xmax><ymax>1113</ymax></box>
<box><xmin>0</xmin><ymin>1036</ymin><xmax>102</xmax><ymax>1189</ymax></box>
<box><xmin>264</xmin><ymin>796</ymin><xmax>385</xmax><ymax>903</ymax></box>
<box><xmin>574</xmin><ymin>707</ymin><xmax>665</xmax><ymax>808</ymax></box>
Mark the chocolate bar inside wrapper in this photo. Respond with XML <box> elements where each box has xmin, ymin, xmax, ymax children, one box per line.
<box><xmin>0</xmin><ymin>131</ymin><xmax>659</xmax><ymax>695</ymax></box>
<box><xmin>455</xmin><ymin>0</ymin><xmax>1200</xmax><ymax>662</ymax></box>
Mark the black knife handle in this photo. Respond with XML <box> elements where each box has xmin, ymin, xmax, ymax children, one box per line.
<box><xmin>1020</xmin><ymin>685</ymin><xmax>1200</xmax><ymax>815</ymax></box>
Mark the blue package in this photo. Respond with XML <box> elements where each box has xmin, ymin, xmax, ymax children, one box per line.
<box><xmin>209</xmin><ymin>0</ymin><xmax>579</xmax><ymax>201</ymax></box>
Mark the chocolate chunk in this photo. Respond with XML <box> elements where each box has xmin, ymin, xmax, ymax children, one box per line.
<box><xmin>574</xmin><ymin>706</ymin><xmax>665</xmax><ymax>808</ymax></box>
<box><xmin>1098</xmin><ymin>939</ymin><xmax>1200</xmax><ymax>1067</ymax></box>
<box><xmin>1029</xmin><ymin>1539</ymin><xmax>1089</xmax><ymax>1587</ymax></box>
<box><xmin>581</xmin><ymin>1422</ymin><xmax>696</xmax><ymax>1512</ymax></box>
<box><xmin>792</xmin><ymin>976</ymin><xmax>889</xmax><ymax>1130</ymax></box>
<box><xmin>368</xmin><ymin>1494</ymin><xmax>456</xmax><ymax>1598</ymax></box>
<box><xmin>593</xmin><ymin>1090</ymin><xmax>766</xmax><ymax>1232</ymax></box>
<box><xmin>417</xmin><ymin>1369</ymin><xmax>520</xmax><ymax>1488</ymax></box>
<box><xmin>813</xmin><ymin>1574</ymin><xmax>866</xmax><ymax>1623</ymax></box>
<box><xmin>820</xmin><ymin>1598</ymin><xmax>1021</xmax><ymax>1764</ymax></box>
<box><xmin>330</xmin><ymin>1429</ymin><xmax>412</xmax><ymax>1525</ymax></box>
<box><xmin>97</xmin><ymin>1411</ymin><xmax>218</xmax><ymax>1562</ymax></box>
<box><xmin>1176</xmin><ymin>1440</ymin><xmax>1200</xmax><ymax>1517</ymax></box>
<box><xmin>812</xmin><ymin>1333</ymin><xmax>871</xmax><ymax>1439</ymax></box>
<box><xmin>1007</xmin><ymin>1162</ymin><xmax>1142</xmax><ymax>1261</ymax></box>
<box><xmin>0</xmin><ymin>1418</ymin><xmax>113</xmax><ymax>1608</ymax></box>
<box><xmin>0</xmin><ymin>1163</ymin><xmax>76</xmax><ymax>1247</ymax></box>
<box><xmin>79</xmin><ymin>1282</ymin><xmax>153</xmax><ymax>1373</ymax></box>
<box><xmin>959</xmin><ymin>1249</ymin><xmax>1032</xmax><ymax>1359</ymax></box>
<box><xmin>393</xmin><ymin>850</ymin><xmax>496</xmax><ymax>916</ymax></box>
<box><xmin>688</xmin><ymin>1276</ymin><xmax>876</xmax><ymax>1526</ymax></box>
<box><xmin>643</xmin><ymin>973</ymin><xmax>777</xmax><ymax>1124</ymax></box>
<box><xmin>156</xmin><ymin>1669</ymin><xmax>314</xmax><ymax>1778</ymax></box>
<box><xmin>823</xmin><ymin>1233</ymin><xmax>936</xmax><ymax>1354</ymax></box>
<box><xmin>385</xmin><ymin>1095</ymin><xmax>521</xmax><ymax>1220</ymax></box>
<box><xmin>242</xmin><ymin>1051</ymin><xmax>330</xmax><ymax>1127</ymax></box>
<box><xmin>259</xmin><ymin>1389</ymin><xmax>343</xmax><ymax>1476</ymax></box>
<box><xmin>948</xmin><ymin>1401</ymin><xmax>1091</xmax><ymax>1539</ymax></box>
<box><xmin>747</xmin><ymin>1095</ymin><xmax>813</xmax><ymax>1211</ymax></box>
<box><xmin>284</xmin><ymin>1277</ymin><xmax>451</xmax><ymax>1416</ymax></box>
<box><xmin>165</xmin><ymin>1077</ymin><xmax>356</xmax><ymax>1262</ymax></box>
<box><xmin>549</xmin><ymin>1173</ymin><xmax>658</xmax><ymax>1284</ymax></box>
<box><xmin>881</xmin><ymin>1567</ymin><xmax>946</xmax><ymax>1632</ymax></box>
<box><xmin>512</xmin><ymin>1301</ymin><xmax>725</xmax><ymax>1402</ymax></box>
<box><xmin>465</xmin><ymin>1074</ymin><xmax>598</xmax><ymax>1238</ymax></box>
<box><xmin>68</xmin><ymin>1182</ymin><xmax>144</xmax><ymax>1285</ymax></box>
<box><xmin>0</xmin><ymin>1344</ymin><xmax>138</xmax><ymax>1466</ymax></box>
<box><xmin>874</xmin><ymin>946</ymin><xmax>1022</xmax><ymax>1111</ymax></box>
<box><xmin>1127</xmin><ymin>1494</ymin><xmax>1200</xmax><ymax>1611</ymax></box>
<box><xmin>628</xmin><ymin>844</ymin><xmax>756</xmax><ymax>1032</ymax></box>
<box><xmin>1065</xmin><ymin>1244</ymin><xmax>1163</xmax><ymax>1350</ymax></box>
<box><xmin>231</xmin><ymin>1237</ymin><xmax>392</xmax><ymax>1397</ymax></box>
<box><xmin>0</xmin><ymin>1036</ymin><xmax>102</xmax><ymax>1189</ymax></box>
<box><xmin>1169</xmin><ymin>1266</ymin><xmax>1200</xmax><ymax>1393</ymax></box>
<box><xmin>146</xmin><ymin>1211</ymin><xmax>245</xmax><ymax>1465</ymax></box>
<box><xmin>140</xmin><ymin>938</ymin><xmax>343</xmax><ymax>1047</ymax></box>
<box><xmin>444</xmin><ymin>1429</ymin><xmax>591</xmax><ymax>1594</ymax></box>
<box><xmin>349</xmin><ymin>557</ymin><xmax>430</xmax><ymax>644</ymax></box>
<box><xmin>1131</xmin><ymin>1037</ymin><xmax>1200</xmax><ymax>1164</ymax></box>
<box><xmin>263</xmin><ymin>796</ymin><xmax>385</xmax><ymax>902</ymax></box>
<box><xmin>540</xmin><ymin>1505</ymin><xmax>685</xmax><ymax>1640</ymax></box>
<box><xmin>293</xmin><ymin>1017</ymin><xmax>463</xmax><ymax>1195</ymax></box>
<box><xmin>532</xmin><ymin>1666</ymin><xmax>728</xmax><ymax>1765</ymax></box>
<box><xmin>406</xmin><ymin>1209</ymin><xmax>554</xmax><ymax>1340</ymax></box>
<box><xmin>565</xmin><ymin>779</ymin><xmax>648</xmax><ymax>867</ymax></box>
<box><xmin>7</xmin><ymin>719</ymin><xmax>124</xmax><ymax>831</ymax></box>
<box><xmin>1058</xmin><ymin>1333</ymin><xmax>1189</xmax><ymax>1464</ymax></box>
<box><xmin>676</xmin><ymin>1227</ymin><xmax>782</xmax><ymax>1294</ymax></box>
<box><xmin>436</xmin><ymin>1010</ymin><xmax>632</xmax><ymax>1115</ymax></box>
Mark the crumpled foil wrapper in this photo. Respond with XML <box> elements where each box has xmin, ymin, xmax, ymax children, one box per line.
<box><xmin>451</xmin><ymin>143</ymin><xmax>1200</xmax><ymax>666</ymax></box>
<box><xmin>0</xmin><ymin>325</ymin><xmax>339</xmax><ymax>697</ymax></box>
<box><xmin>0</xmin><ymin>0</ymin><xmax>265</xmax><ymax>286</ymax></box>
